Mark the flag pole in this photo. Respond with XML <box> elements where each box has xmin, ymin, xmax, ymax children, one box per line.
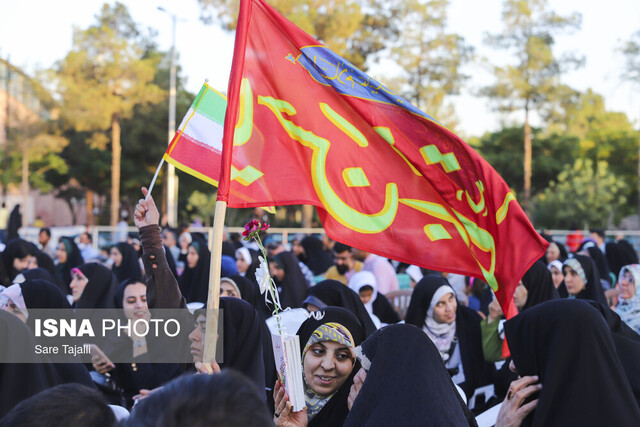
<box><xmin>202</xmin><ymin>199</ymin><xmax>226</xmax><ymax>363</ymax></box>
<box><xmin>145</xmin><ymin>157</ymin><xmax>165</xmax><ymax>201</ymax></box>
<box><xmin>202</xmin><ymin>0</ymin><xmax>252</xmax><ymax>364</ymax></box>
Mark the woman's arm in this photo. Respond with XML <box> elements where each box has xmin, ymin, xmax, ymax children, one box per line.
<box><xmin>135</xmin><ymin>187</ymin><xmax>186</xmax><ymax>309</ymax></box>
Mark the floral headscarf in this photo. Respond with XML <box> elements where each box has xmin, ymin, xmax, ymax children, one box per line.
<box><xmin>615</xmin><ymin>264</ymin><xmax>640</xmax><ymax>335</ymax></box>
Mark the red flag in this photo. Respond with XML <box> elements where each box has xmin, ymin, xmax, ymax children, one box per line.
<box><xmin>218</xmin><ymin>0</ymin><xmax>548</xmax><ymax>316</ymax></box>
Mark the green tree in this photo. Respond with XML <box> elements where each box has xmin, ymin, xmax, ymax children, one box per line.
<box><xmin>197</xmin><ymin>0</ymin><xmax>402</xmax><ymax>70</ymax></box>
<box><xmin>44</xmin><ymin>129</ymin><xmax>112</xmax><ymax>225</ymax></box>
<box><xmin>553</xmin><ymin>89</ymin><xmax>638</xmax><ymax>214</ymax></box>
<box><xmin>621</xmin><ymin>31</ymin><xmax>640</xmax><ymax>85</ymax></box>
<box><xmin>534</xmin><ymin>159</ymin><xmax>627</xmax><ymax>229</ymax></box>
<box><xmin>620</xmin><ymin>30</ymin><xmax>640</xmax><ymax>218</ymax></box>
<box><xmin>476</xmin><ymin>126</ymin><xmax>578</xmax><ymax>197</ymax></box>
<box><xmin>54</xmin><ymin>2</ymin><xmax>165</xmax><ymax>225</ymax></box>
<box><xmin>482</xmin><ymin>0</ymin><xmax>582</xmax><ymax>216</ymax></box>
<box><xmin>186</xmin><ymin>190</ymin><xmax>217</xmax><ymax>226</ymax></box>
<box><xmin>0</xmin><ymin>64</ymin><xmax>68</xmax><ymax>206</ymax></box>
<box><xmin>119</xmin><ymin>47</ymin><xmax>198</xmax><ymax>221</ymax></box>
<box><xmin>387</xmin><ymin>0</ymin><xmax>472</xmax><ymax>124</ymax></box>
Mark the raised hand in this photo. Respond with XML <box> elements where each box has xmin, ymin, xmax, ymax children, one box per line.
<box><xmin>134</xmin><ymin>187</ymin><xmax>160</xmax><ymax>228</ymax></box>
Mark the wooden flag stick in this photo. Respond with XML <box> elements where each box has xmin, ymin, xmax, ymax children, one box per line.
<box><xmin>203</xmin><ymin>200</ymin><xmax>227</xmax><ymax>363</ymax></box>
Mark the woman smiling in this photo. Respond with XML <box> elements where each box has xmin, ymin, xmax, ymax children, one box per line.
<box><xmin>274</xmin><ymin>307</ymin><xmax>365</xmax><ymax>426</ymax></box>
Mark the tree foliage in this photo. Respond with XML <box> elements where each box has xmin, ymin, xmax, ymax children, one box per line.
<box><xmin>477</xmin><ymin>126</ymin><xmax>578</xmax><ymax>196</ymax></box>
<box><xmin>621</xmin><ymin>30</ymin><xmax>640</xmax><ymax>86</ymax></box>
<box><xmin>482</xmin><ymin>0</ymin><xmax>582</xmax><ymax>115</ymax></box>
<box><xmin>186</xmin><ymin>190</ymin><xmax>217</xmax><ymax>226</ymax></box>
<box><xmin>557</xmin><ymin>89</ymin><xmax>638</xmax><ymax>212</ymax></box>
<box><xmin>482</xmin><ymin>0</ymin><xmax>582</xmax><ymax>214</ymax></box>
<box><xmin>387</xmin><ymin>0</ymin><xmax>472</xmax><ymax>123</ymax></box>
<box><xmin>54</xmin><ymin>2</ymin><xmax>165</xmax><ymax>224</ymax></box>
<box><xmin>534</xmin><ymin>159</ymin><xmax>628</xmax><ymax>229</ymax></box>
<box><xmin>197</xmin><ymin>0</ymin><xmax>402</xmax><ymax>70</ymax></box>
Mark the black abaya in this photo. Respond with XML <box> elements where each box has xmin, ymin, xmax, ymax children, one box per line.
<box><xmin>272</xmin><ymin>251</ymin><xmax>308</xmax><ymax>309</ymax></box>
<box><xmin>305</xmin><ymin>280</ymin><xmax>377</xmax><ymax>337</ymax></box>
<box><xmin>76</xmin><ymin>263</ymin><xmax>117</xmax><ymax>309</ymax></box>
<box><xmin>505</xmin><ymin>299</ymin><xmax>640</xmax><ymax>426</ymax></box>
<box><xmin>112</xmin><ymin>242</ymin><xmax>142</xmax><ymax>283</ymax></box>
<box><xmin>344</xmin><ymin>324</ymin><xmax>476</xmax><ymax>427</ymax></box>
<box><xmin>178</xmin><ymin>240</ymin><xmax>211</xmax><ymax>304</ymax></box>
<box><xmin>521</xmin><ymin>260</ymin><xmax>560</xmax><ymax>311</ymax></box>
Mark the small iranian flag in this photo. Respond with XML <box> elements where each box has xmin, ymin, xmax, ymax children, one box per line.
<box><xmin>165</xmin><ymin>83</ymin><xmax>226</xmax><ymax>186</ymax></box>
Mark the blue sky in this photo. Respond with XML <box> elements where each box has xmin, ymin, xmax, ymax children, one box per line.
<box><xmin>1</xmin><ymin>0</ymin><xmax>638</xmax><ymax>137</ymax></box>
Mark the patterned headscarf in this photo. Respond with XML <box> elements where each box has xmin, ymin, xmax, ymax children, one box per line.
<box><xmin>563</xmin><ymin>258</ymin><xmax>587</xmax><ymax>284</ymax></box>
<box><xmin>302</xmin><ymin>322</ymin><xmax>355</xmax><ymax>420</ymax></box>
<box><xmin>615</xmin><ymin>264</ymin><xmax>640</xmax><ymax>335</ymax></box>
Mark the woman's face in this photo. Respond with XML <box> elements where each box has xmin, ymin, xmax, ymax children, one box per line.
<box><xmin>545</xmin><ymin>243</ymin><xmax>560</xmax><ymax>263</ymax></box>
<box><xmin>359</xmin><ymin>288</ymin><xmax>374</xmax><ymax>305</ymax></box>
<box><xmin>188</xmin><ymin>314</ymin><xmax>206</xmax><ymax>363</ymax></box>
<box><xmin>110</xmin><ymin>247</ymin><xmax>123</xmax><ymax>268</ymax></box>
<box><xmin>186</xmin><ymin>246</ymin><xmax>199</xmax><ymax>269</ymax></box>
<box><xmin>292</xmin><ymin>240</ymin><xmax>304</xmax><ymax>256</ymax></box>
<box><xmin>563</xmin><ymin>267</ymin><xmax>586</xmax><ymax>296</ymax></box>
<box><xmin>1</xmin><ymin>298</ymin><xmax>27</xmax><ymax>323</ymax></box>
<box><xmin>56</xmin><ymin>242</ymin><xmax>67</xmax><ymax>264</ymax></box>
<box><xmin>179</xmin><ymin>235</ymin><xmax>190</xmax><ymax>250</ymax></box>
<box><xmin>550</xmin><ymin>266</ymin><xmax>564</xmax><ymax>288</ymax></box>
<box><xmin>122</xmin><ymin>282</ymin><xmax>149</xmax><ymax>322</ymax></box>
<box><xmin>348</xmin><ymin>368</ymin><xmax>367</xmax><ymax>410</ymax></box>
<box><xmin>13</xmin><ymin>256</ymin><xmax>29</xmax><ymax>272</ymax></box>
<box><xmin>70</xmin><ymin>269</ymin><xmax>89</xmax><ymax>302</ymax></box>
<box><xmin>220</xmin><ymin>281</ymin><xmax>240</xmax><ymax>298</ymax></box>
<box><xmin>303</xmin><ymin>341</ymin><xmax>354</xmax><ymax>396</ymax></box>
<box><xmin>305</xmin><ymin>303</ymin><xmax>321</xmax><ymax>312</ymax></box>
<box><xmin>236</xmin><ymin>255</ymin><xmax>249</xmax><ymax>273</ymax></box>
<box><xmin>514</xmin><ymin>282</ymin><xmax>528</xmax><ymax>311</ymax></box>
<box><xmin>433</xmin><ymin>292</ymin><xmax>457</xmax><ymax>324</ymax></box>
<box><xmin>620</xmin><ymin>270</ymin><xmax>636</xmax><ymax>300</ymax></box>
<box><xmin>26</xmin><ymin>255</ymin><xmax>38</xmax><ymax>270</ymax></box>
<box><xmin>269</xmin><ymin>263</ymin><xmax>285</xmax><ymax>281</ymax></box>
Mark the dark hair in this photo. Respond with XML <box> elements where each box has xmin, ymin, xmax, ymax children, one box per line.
<box><xmin>82</xmin><ymin>232</ymin><xmax>93</xmax><ymax>243</ymax></box>
<box><xmin>266</xmin><ymin>241</ymin><xmax>281</xmax><ymax>251</ymax></box>
<box><xmin>590</xmin><ymin>228</ymin><xmax>605</xmax><ymax>239</ymax></box>
<box><xmin>333</xmin><ymin>242</ymin><xmax>352</xmax><ymax>254</ymax></box>
<box><xmin>39</xmin><ymin>228</ymin><xmax>51</xmax><ymax>238</ymax></box>
<box><xmin>0</xmin><ymin>384</ymin><xmax>116</xmax><ymax>427</ymax></box>
<box><xmin>469</xmin><ymin>278</ymin><xmax>488</xmax><ymax>299</ymax></box>
<box><xmin>161</xmin><ymin>228</ymin><xmax>176</xmax><ymax>239</ymax></box>
<box><xmin>123</xmin><ymin>371</ymin><xmax>272</xmax><ymax>427</ymax></box>
<box><xmin>359</xmin><ymin>285</ymin><xmax>374</xmax><ymax>293</ymax></box>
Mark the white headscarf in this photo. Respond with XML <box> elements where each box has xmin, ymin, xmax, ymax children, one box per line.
<box><xmin>548</xmin><ymin>260</ymin><xmax>563</xmax><ymax>274</ymax></box>
<box><xmin>423</xmin><ymin>284</ymin><xmax>457</xmax><ymax>362</ymax></box>
<box><xmin>405</xmin><ymin>265</ymin><xmax>423</xmax><ymax>283</ymax></box>
<box><xmin>348</xmin><ymin>271</ymin><xmax>378</xmax><ymax>314</ymax></box>
<box><xmin>235</xmin><ymin>247</ymin><xmax>252</xmax><ymax>277</ymax></box>
<box><xmin>615</xmin><ymin>264</ymin><xmax>640</xmax><ymax>335</ymax></box>
<box><xmin>348</xmin><ymin>271</ymin><xmax>382</xmax><ymax>328</ymax></box>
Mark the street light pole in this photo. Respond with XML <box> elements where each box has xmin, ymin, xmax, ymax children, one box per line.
<box><xmin>159</xmin><ymin>7</ymin><xmax>178</xmax><ymax>227</ymax></box>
